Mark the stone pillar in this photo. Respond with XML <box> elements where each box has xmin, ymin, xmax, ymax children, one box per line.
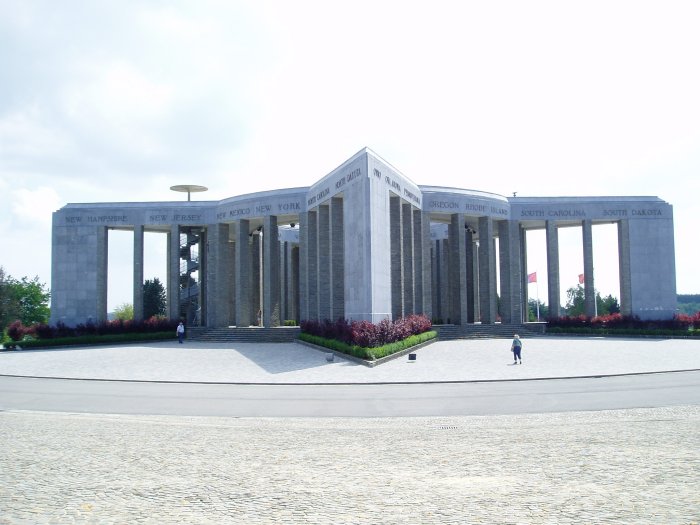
<box><xmin>390</xmin><ymin>196</ymin><xmax>403</xmax><ymax>319</ymax></box>
<box><xmin>207</xmin><ymin>223</ymin><xmax>234</xmax><ymax>327</ymax></box>
<box><xmin>498</xmin><ymin>220</ymin><xmax>522</xmax><ymax>324</ymax></box>
<box><xmin>520</xmin><ymin>227</ymin><xmax>529</xmax><ymax>321</ymax></box>
<box><xmin>582</xmin><ymin>219</ymin><xmax>596</xmax><ymax>317</ymax></box>
<box><xmin>618</xmin><ymin>219</ymin><xmax>632</xmax><ymax>316</ymax></box>
<box><xmin>415</xmin><ymin>210</ymin><xmax>432</xmax><ymax>319</ymax></box>
<box><xmin>472</xmin><ymin>236</ymin><xmax>480</xmax><ymax>322</ymax></box>
<box><xmin>318</xmin><ymin>205</ymin><xmax>331</xmax><ymax>320</ymax></box>
<box><xmin>546</xmin><ymin>220</ymin><xmax>561</xmax><ymax>318</ymax></box>
<box><xmin>280</xmin><ymin>241</ymin><xmax>288</xmax><ymax>322</ymax></box>
<box><xmin>402</xmin><ymin>203</ymin><xmax>415</xmax><ymax>316</ymax></box>
<box><xmin>290</xmin><ymin>246</ymin><xmax>300</xmax><ymax>323</ymax></box>
<box><xmin>449</xmin><ymin>213</ymin><xmax>468</xmax><ymax>325</ymax></box>
<box><xmin>465</xmin><ymin>230</ymin><xmax>475</xmax><ymax>323</ymax></box>
<box><xmin>478</xmin><ymin>216</ymin><xmax>497</xmax><ymax>324</ymax></box>
<box><xmin>307</xmin><ymin>210</ymin><xmax>319</xmax><ymax>320</ymax></box>
<box><xmin>263</xmin><ymin>216</ymin><xmax>281</xmax><ymax>327</ymax></box>
<box><xmin>331</xmin><ymin>197</ymin><xmax>345</xmax><ymax>321</ymax></box>
<box><xmin>298</xmin><ymin>211</ymin><xmax>309</xmax><ymax>322</ymax></box>
<box><xmin>431</xmin><ymin>241</ymin><xmax>439</xmax><ymax>320</ymax></box>
<box><xmin>234</xmin><ymin>220</ymin><xmax>252</xmax><ymax>327</ymax></box>
<box><xmin>440</xmin><ymin>239</ymin><xmax>450</xmax><ymax>322</ymax></box>
<box><xmin>167</xmin><ymin>224</ymin><xmax>180</xmax><ymax>321</ymax></box>
<box><xmin>133</xmin><ymin>225</ymin><xmax>144</xmax><ymax>321</ymax></box>
<box><xmin>251</xmin><ymin>232</ymin><xmax>261</xmax><ymax>325</ymax></box>
<box><xmin>96</xmin><ymin>226</ymin><xmax>108</xmax><ymax>324</ymax></box>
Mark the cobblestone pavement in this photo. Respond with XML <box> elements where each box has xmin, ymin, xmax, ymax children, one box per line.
<box><xmin>1</xmin><ymin>406</ymin><xmax>698</xmax><ymax>524</ymax></box>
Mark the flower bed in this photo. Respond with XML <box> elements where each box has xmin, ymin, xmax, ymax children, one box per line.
<box><xmin>299</xmin><ymin>314</ymin><xmax>436</xmax><ymax>360</ymax></box>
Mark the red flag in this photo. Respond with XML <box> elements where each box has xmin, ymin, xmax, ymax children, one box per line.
<box><xmin>528</xmin><ymin>272</ymin><xmax>537</xmax><ymax>283</ymax></box>
<box><xmin>578</xmin><ymin>273</ymin><xmax>584</xmax><ymax>284</ymax></box>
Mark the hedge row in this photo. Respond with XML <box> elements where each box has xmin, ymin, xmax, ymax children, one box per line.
<box><xmin>7</xmin><ymin>317</ymin><xmax>179</xmax><ymax>342</ymax></box>
<box><xmin>546</xmin><ymin>326</ymin><xmax>699</xmax><ymax>338</ymax></box>
<box><xmin>2</xmin><ymin>331</ymin><xmax>176</xmax><ymax>350</ymax></box>
<box><xmin>299</xmin><ymin>330</ymin><xmax>438</xmax><ymax>361</ymax></box>
<box><xmin>547</xmin><ymin>312</ymin><xmax>700</xmax><ymax>331</ymax></box>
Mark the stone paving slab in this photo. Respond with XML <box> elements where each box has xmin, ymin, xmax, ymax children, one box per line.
<box><xmin>1</xmin><ymin>337</ymin><xmax>699</xmax><ymax>383</ymax></box>
<box><xmin>1</xmin><ymin>406</ymin><xmax>698</xmax><ymax>524</ymax></box>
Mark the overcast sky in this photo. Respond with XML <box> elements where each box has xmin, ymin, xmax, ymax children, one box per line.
<box><xmin>1</xmin><ymin>0</ymin><xmax>699</xmax><ymax>312</ymax></box>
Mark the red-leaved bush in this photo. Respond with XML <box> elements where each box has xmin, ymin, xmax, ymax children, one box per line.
<box><xmin>5</xmin><ymin>316</ymin><xmax>179</xmax><ymax>341</ymax></box>
<box><xmin>548</xmin><ymin>312</ymin><xmax>699</xmax><ymax>330</ymax></box>
<box><xmin>7</xmin><ymin>320</ymin><xmax>26</xmax><ymax>341</ymax></box>
<box><xmin>301</xmin><ymin>314</ymin><xmax>432</xmax><ymax>348</ymax></box>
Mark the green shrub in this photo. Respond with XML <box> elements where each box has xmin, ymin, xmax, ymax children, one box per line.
<box><xmin>283</xmin><ymin>320</ymin><xmax>298</xmax><ymax>326</ymax></box>
<box><xmin>299</xmin><ymin>330</ymin><xmax>437</xmax><ymax>361</ymax></box>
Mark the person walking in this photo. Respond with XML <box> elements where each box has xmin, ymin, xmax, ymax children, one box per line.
<box><xmin>511</xmin><ymin>334</ymin><xmax>522</xmax><ymax>364</ymax></box>
<box><xmin>176</xmin><ymin>322</ymin><xmax>185</xmax><ymax>344</ymax></box>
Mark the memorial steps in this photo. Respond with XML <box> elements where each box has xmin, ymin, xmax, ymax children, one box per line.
<box><xmin>187</xmin><ymin>324</ymin><xmax>541</xmax><ymax>343</ymax></box>
<box><xmin>187</xmin><ymin>326</ymin><xmax>301</xmax><ymax>343</ymax></box>
<box><xmin>434</xmin><ymin>323</ymin><xmax>543</xmax><ymax>340</ymax></box>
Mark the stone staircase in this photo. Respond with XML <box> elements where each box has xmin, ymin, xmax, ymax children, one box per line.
<box><xmin>434</xmin><ymin>323</ymin><xmax>544</xmax><ymax>340</ymax></box>
<box><xmin>187</xmin><ymin>326</ymin><xmax>301</xmax><ymax>343</ymax></box>
<box><xmin>187</xmin><ymin>323</ymin><xmax>544</xmax><ymax>343</ymax></box>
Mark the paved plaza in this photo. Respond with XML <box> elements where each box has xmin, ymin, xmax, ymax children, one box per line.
<box><xmin>1</xmin><ymin>336</ymin><xmax>699</xmax><ymax>524</ymax></box>
<box><xmin>1</xmin><ymin>336</ymin><xmax>700</xmax><ymax>383</ymax></box>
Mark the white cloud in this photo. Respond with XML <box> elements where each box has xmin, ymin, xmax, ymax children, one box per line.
<box><xmin>11</xmin><ymin>186</ymin><xmax>61</xmax><ymax>226</ymax></box>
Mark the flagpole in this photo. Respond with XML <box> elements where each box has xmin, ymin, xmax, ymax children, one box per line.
<box><xmin>536</xmin><ymin>277</ymin><xmax>540</xmax><ymax>321</ymax></box>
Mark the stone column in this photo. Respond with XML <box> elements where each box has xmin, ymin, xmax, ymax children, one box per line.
<box><xmin>390</xmin><ymin>196</ymin><xmax>403</xmax><ymax>319</ymax></box>
<box><xmin>582</xmin><ymin>219</ymin><xmax>596</xmax><ymax>317</ymax></box>
<box><xmin>617</xmin><ymin>219</ymin><xmax>632</xmax><ymax>316</ymax></box>
<box><xmin>466</xmin><ymin>233</ymin><xmax>481</xmax><ymax>323</ymax></box>
<box><xmin>449</xmin><ymin>213</ymin><xmax>468</xmax><ymax>325</ymax></box>
<box><xmin>440</xmin><ymin>239</ymin><xmax>450</xmax><ymax>322</ymax></box>
<box><xmin>167</xmin><ymin>224</ymin><xmax>180</xmax><ymax>321</ymax></box>
<box><xmin>290</xmin><ymin>246</ymin><xmax>300</xmax><ymax>323</ymax></box>
<box><xmin>402</xmin><ymin>203</ymin><xmax>415</xmax><ymax>316</ymax></box>
<box><xmin>546</xmin><ymin>220</ymin><xmax>561</xmax><ymax>318</ymax></box>
<box><xmin>251</xmin><ymin>232</ymin><xmax>261</xmax><ymax>325</ymax></box>
<box><xmin>431</xmin><ymin>241</ymin><xmax>439</xmax><ymax>320</ymax></box>
<box><xmin>331</xmin><ymin>197</ymin><xmax>345</xmax><ymax>321</ymax></box>
<box><xmin>234</xmin><ymin>220</ymin><xmax>251</xmax><ymax>327</ymax></box>
<box><xmin>206</xmin><ymin>223</ymin><xmax>234</xmax><ymax>327</ymax></box>
<box><xmin>519</xmin><ymin>227</ymin><xmax>529</xmax><ymax>321</ymax></box>
<box><xmin>263</xmin><ymin>216</ymin><xmax>281</xmax><ymax>327</ymax></box>
<box><xmin>280</xmin><ymin>241</ymin><xmax>288</xmax><ymax>322</ymax></box>
<box><xmin>498</xmin><ymin>220</ymin><xmax>522</xmax><ymax>324</ymax></box>
<box><xmin>96</xmin><ymin>226</ymin><xmax>108</xmax><ymax>324</ymax></box>
<box><xmin>133</xmin><ymin>225</ymin><xmax>144</xmax><ymax>321</ymax></box>
<box><xmin>478</xmin><ymin>216</ymin><xmax>497</xmax><ymax>324</ymax></box>
<box><xmin>307</xmin><ymin>210</ymin><xmax>319</xmax><ymax>320</ymax></box>
<box><xmin>415</xmin><ymin>210</ymin><xmax>432</xmax><ymax>319</ymax></box>
<box><xmin>318</xmin><ymin>205</ymin><xmax>331</xmax><ymax>320</ymax></box>
<box><xmin>298</xmin><ymin>211</ymin><xmax>309</xmax><ymax>322</ymax></box>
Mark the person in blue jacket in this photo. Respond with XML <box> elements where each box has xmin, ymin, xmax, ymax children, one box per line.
<box><xmin>511</xmin><ymin>334</ymin><xmax>522</xmax><ymax>364</ymax></box>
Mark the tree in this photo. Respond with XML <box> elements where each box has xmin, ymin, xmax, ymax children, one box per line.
<box><xmin>565</xmin><ymin>285</ymin><xmax>586</xmax><ymax>316</ymax></box>
<box><xmin>0</xmin><ymin>267</ymin><xmax>19</xmax><ymax>331</ymax></box>
<box><xmin>143</xmin><ymin>278</ymin><xmax>167</xmax><ymax>318</ymax></box>
<box><xmin>113</xmin><ymin>303</ymin><xmax>134</xmax><ymax>321</ymax></box>
<box><xmin>0</xmin><ymin>268</ymin><xmax>50</xmax><ymax>331</ymax></box>
<box><xmin>565</xmin><ymin>284</ymin><xmax>620</xmax><ymax>317</ymax></box>
<box><xmin>528</xmin><ymin>298</ymin><xmax>549</xmax><ymax>321</ymax></box>
<box><xmin>597</xmin><ymin>294</ymin><xmax>620</xmax><ymax>315</ymax></box>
